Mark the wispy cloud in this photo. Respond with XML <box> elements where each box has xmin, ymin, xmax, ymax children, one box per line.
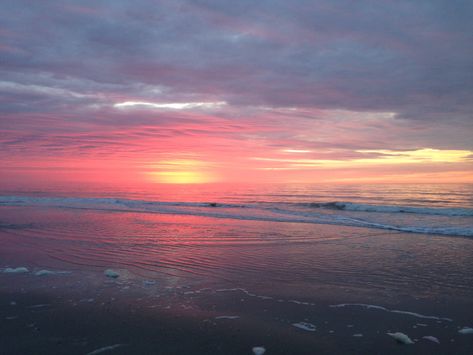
<box><xmin>114</xmin><ymin>101</ymin><xmax>227</xmax><ymax>110</ymax></box>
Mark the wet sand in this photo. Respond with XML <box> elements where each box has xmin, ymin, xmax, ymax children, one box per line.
<box><xmin>1</xmin><ymin>264</ymin><xmax>473</xmax><ymax>354</ymax></box>
<box><xmin>1</xmin><ymin>205</ymin><xmax>473</xmax><ymax>354</ymax></box>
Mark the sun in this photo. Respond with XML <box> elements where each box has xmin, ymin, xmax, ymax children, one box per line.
<box><xmin>145</xmin><ymin>159</ymin><xmax>218</xmax><ymax>184</ymax></box>
<box><xmin>149</xmin><ymin>171</ymin><xmax>215</xmax><ymax>184</ymax></box>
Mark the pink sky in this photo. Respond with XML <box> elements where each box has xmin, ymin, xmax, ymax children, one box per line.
<box><xmin>1</xmin><ymin>1</ymin><xmax>472</xmax><ymax>185</ymax></box>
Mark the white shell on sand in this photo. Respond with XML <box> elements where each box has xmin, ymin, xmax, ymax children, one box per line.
<box><xmin>3</xmin><ymin>267</ymin><xmax>29</xmax><ymax>274</ymax></box>
<box><xmin>387</xmin><ymin>332</ymin><xmax>414</xmax><ymax>344</ymax></box>
<box><xmin>104</xmin><ymin>269</ymin><xmax>120</xmax><ymax>278</ymax></box>
<box><xmin>458</xmin><ymin>327</ymin><xmax>473</xmax><ymax>334</ymax></box>
<box><xmin>252</xmin><ymin>346</ymin><xmax>266</xmax><ymax>355</ymax></box>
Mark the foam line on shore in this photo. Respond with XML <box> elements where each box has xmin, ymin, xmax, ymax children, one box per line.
<box><xmin>3</xmin><ymin>267</ymin><xmax>29</xmax><ymax>274</ymax></box>
<box><xmin>34</xmin><ymin>269</ymin><xmax>71</xmax><ymax>276</ymax></box>
<box><xmin>309</xmin><ymin>201</ymin><xmax>473</xmax><ymax>216</ymax></box>
<box><xmin>86</xmin><ymin>344</ymin><xmax>124</xmax><ymax>355</ymax></box>
<box><xmin>292</xmin><ymin>322</ymin><xmax>316</xmax><ymax>331</ymax></box>
<box><xmin>215</xmin><ymin>288</ymin><xmax>274</xmax><ymax>300</ymax></box>
<box><xmin>330</xmin><ymin>303</ymin><xmax>452</xmax><ymax>321</ymax></box>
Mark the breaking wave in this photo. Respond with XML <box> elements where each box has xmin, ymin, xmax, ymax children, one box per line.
<box><xmin>308</xmin><ymin>201</ymin><xmax>473</xmax><ymax>216</ymax></box>
<box><xmin>1</xmin><ymin>196</ymin><xmax>472</xmax><ymax>237</ymax></box>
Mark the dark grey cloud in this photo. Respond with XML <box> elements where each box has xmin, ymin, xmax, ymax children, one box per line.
<box><xmin>1</xmin><ymin>0</ymin><xmax>472</xmax><ymax>151</ymax></box>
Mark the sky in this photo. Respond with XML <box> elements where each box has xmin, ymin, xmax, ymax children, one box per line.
<box><xmin>1</xmin><ymin>0</ymin><xmax>472</xmax><ymax>185</ymax></box>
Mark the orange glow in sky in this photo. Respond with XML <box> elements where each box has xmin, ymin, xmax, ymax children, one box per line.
<box><xmin>1</xmin><ymin>2</ymin><xmax>472</xmax><ymax>187</ymax></box>
<box><xmin>145</xmin><ymin>159</ymin><xmax>218</xmax><ymax>184</ymax></box>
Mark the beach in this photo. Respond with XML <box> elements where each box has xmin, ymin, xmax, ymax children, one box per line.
<box><xmin>1</xmin><ymin>195</ymin><xmax>473</xmax><ymax>354</ymax></box>
<box><xmin>2</xmin><ymin>0</ymin><xmax>472</xmax><ymax>352</ymax></box>
<box><xmin>0</xmin><ymin>0</ymin><xmax>473</xmax><ymax>355</ymax></box>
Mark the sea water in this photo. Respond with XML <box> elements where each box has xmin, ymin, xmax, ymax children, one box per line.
<box><xmin>1</xmin><ymin>183</ymin><xmax>472</xmax><ymax>236</ymax></box>
<box><xmin>1</xmin><ymin>183</ymin><xmax>473</xmax><ymax>353</ymax></box>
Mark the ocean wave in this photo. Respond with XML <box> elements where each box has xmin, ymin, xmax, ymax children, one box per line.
<box><xmin>1</xmin><ymin>196</ymin><xmax>472</xmax><ymax>237</ymax></box>
<box><xmin>308</xmin><ymin>201</ymin><xmax>473</xmax><ymax>216</ymax></box>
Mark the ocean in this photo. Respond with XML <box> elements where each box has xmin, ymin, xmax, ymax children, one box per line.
<box><xmin>2</xmin><ymin>183</ymin><xmax>473</xmax><ymax>236</ymax></box>
<box><xmin>1</xmin><ymin>183</ymin><xmax>473</xmax><ymax>354</ymax></box>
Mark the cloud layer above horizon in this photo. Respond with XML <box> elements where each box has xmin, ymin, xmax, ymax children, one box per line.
<box><xmin>1</xmin><ymin>0</ymin><xmax>472</xmax><ymax>184</ymax></box>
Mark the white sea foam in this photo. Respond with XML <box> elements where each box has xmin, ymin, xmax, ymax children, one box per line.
<box><xmin>390</xmin><ymin>310</ymin><xmax>453</xmax><ymax>321</ymax></box>
<box><xmin>252</xmin><ymin>346</ymin><xmax>266</xmax><ymax>355</ymax></box>
<box><xmin>387</xmin><ymin>332</ymin><xmax>414</xmax><ymax>344</ymax></box>
<box><xmin>34</xmin><ymin>269</ymin><xmax>70</xmax><ymax>276</ymax></box>
<box><xmin>311</xmin><ymin>201</ymin><xmax>473</xmax><ymax>216</ymax></box>
<box><xmin>292</xmin><ymin>322</ymin><xmax>316</xmax><ymax>331</ymax></box>
<box><xmin>458</xmin><ymin>327</ymin><xmax>473</xmax><ymax>334</ymax></box>
<box><xmin>422</xmin><ymin>336</ymin><xmax>440</xmax><ymax>344</ymax></box>
<box><xmin>28</xmin><ymin>304</ymin><xmax>50</xmax><ymax>309</ymax></box>
<box><xmin>216</xmin><ymin>288</ymin><xmax>259</xmax><ymax>298</ymax></box>
<box><xmin>330</xmin><ymin>303</ymin><xmax>452</xmax><ymax>321</ymax></box>
<box><xmin>86</xmin><ymin>344</ymin><xmax>124</xmax><ymax>355</ymax></box>
<box><xmin>104</xmin><ymin>269</ymin><xmax>120</xmax><ymax>278</ymax></box>
<box><xmin>3</xmin><ymin>267</ymin><xmax>29</xmax><ymax>274</ymax></box>
<box><xmin>80</xmin><ymin>298</ymin><xmax>95</xmax><ymax>303</ymax></box>
<box><xmin>215</xmin><ymin>315</ymin><xmax>240</xmax><ymax>320</ymax></box>
<box><xmin>34</xmin><ymin>270</ymin><xmax>56</xmax><ymax>276</ymax></box>
<box><xmin>330</xmin><ymin>303</ymin><xmax>387</xmax><ymax>310</ymax></box>
<box><xmin>288</xmin><ymin>300</ymin><xmax>313</xmax><ymax>305</ymax></box>
<box><xmin>215</xmin><ymin>288</ymin><xmax>312</xmax><ymax>306</ymax></box>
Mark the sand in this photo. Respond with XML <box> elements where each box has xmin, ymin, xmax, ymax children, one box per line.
<box><xmin>1</xmin><ymin>265</ymin><xmax>473</xmax><ymax>355</ymax></box>
<box><xmin>1</xmin><ymin>205</ymin><xmax>473</xmax><ymax>354</ymax></box>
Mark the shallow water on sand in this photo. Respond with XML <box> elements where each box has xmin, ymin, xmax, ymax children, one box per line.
<box><xmin>1</xmin><ymin>202</ymin><xmax>473</xmax><ymax>353</ymax></box>
<box><xmin>1</xmin><ymin>206</ymin><xmax>473</xmax><ymax>296</ymax></box>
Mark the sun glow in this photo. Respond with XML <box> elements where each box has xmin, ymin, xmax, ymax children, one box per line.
<box><xmin>357</xmin><ymin>148</ymin><xmax>473</xmax><ymax>163</ymax></box>
<box><xmin>149</xmin><ymin>171</ymin><xmax>215</xmax><ymax>184</ymax></box>
<box><xmin>146</xmin><ymin>159</ymin><xmax>218</xmax><ymax>184</ymax></box>
<box><xmin>254</xmin><ymin>148</ymin><xmax>473</xmax><ymax>169</ymax></box>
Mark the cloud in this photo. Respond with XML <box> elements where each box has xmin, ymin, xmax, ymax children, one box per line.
<box><xmin>1</xmin><ymin>1</ymin><xmax>471</xmax><ymax>118</ymax></box>
<box><xmin>113</xmin><ymin>101</ymin><xmax>227</xmax><ymax>110</ymax></box>
<box><xmin>0</xmin><ymin>0</ymin><xmax>472</xmax><ymax>183</ymax></box>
